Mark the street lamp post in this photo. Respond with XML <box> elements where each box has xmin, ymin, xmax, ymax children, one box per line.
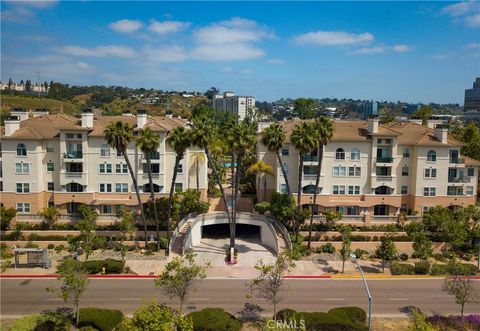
<box><xmin>350</xmin><ymin>253</ymin><xmax>372</xmax><ymax>331</ymax></box>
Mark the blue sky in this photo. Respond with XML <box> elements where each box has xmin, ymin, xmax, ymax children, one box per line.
<box><xmin>1</xmin><ymin>1</ymin><xmax>479</xmax><ymax>104</ymax></box>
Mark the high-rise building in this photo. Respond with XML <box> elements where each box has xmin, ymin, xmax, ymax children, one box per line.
<box><xmin>464</xmin><ymin>77</ymin><xmax>480</xmax><ymax>111</ymax></box>
<box><xmin>362</xmin><ymin>101</ymin><xmax>378</xmax><ymax>119</ymax></box>
<box><xmin>212</xmin><ymin>92</ymin><xmax>255</xmax><ymax>120</ymax></box>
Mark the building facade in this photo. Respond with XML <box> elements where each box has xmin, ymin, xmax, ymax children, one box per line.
<box><xmin>362</xmin><ymin>101</ymin><xmax>378</xmax><ymax>120</ymax></box>
<box><xmin>0</xmin><ymin>110</ymin><xmax>208</xmax><ymax>219</ymax></box>
<box><xmin>213</xmin><ymin>91</ymin><xmax>255</xmax><ymax>120</ymax></box>
<box><xmin>257</xmin><ymin>118</ymin><xmax>479</xmax><ymax>219</ymax></box>
<box><xmin>464</xmin><ymin>77</ymin><xmax>480</xmax><ymax>111</ymax></box>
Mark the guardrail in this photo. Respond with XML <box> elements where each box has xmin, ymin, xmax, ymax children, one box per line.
<box><xmin>266</xmin><ymin>215</ymin><xmax>293</xmax><ymax>251</ymax></box>
<box><xmin>168</xmin><ymin>212</ymin><xmax>197</xmax><ymax>254</ymax></box>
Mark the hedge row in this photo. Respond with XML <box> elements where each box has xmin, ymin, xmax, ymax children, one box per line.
<box><xmin>81</xmin><ymin>259</ymin><xmax>124</xmax><ymax>274</ymax></box>
<box><xmin>78</xmin><ymin>308</ymin><xmax>124</xmax><ymax>331</ymax></box>
<box><xmin>391</xmin><ymin>262</ymin><xmax>478</xmax><ymax>276</ymax></box>
<box><xmin>304</xmin><ymin>234</ymin><xmax>412</xmax><ymax>242</ymax></box>
<box><xmin>186</xmin><ymin>308</ymin><xmax>242</xmax><ymax>331</ymax></box>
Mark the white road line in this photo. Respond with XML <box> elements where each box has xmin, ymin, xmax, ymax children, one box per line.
<box><xmin>119</xmin><ymin>298</ymin><xmax>141</xmax><ymax>301</ymax></box>
<box><xmin>322</xmin><ymin>298</ymin><xmax>345</xmax><ymax>301</ymax></box>
<box><xmin>46</xmin><ymin>298</ymin><xmax>62</xmax><ymax>301</ymax></box>
<box><xmin>389</xmin><ymin>298</ymin><xmax>409</xmax><ymax>301</ymax></box>
<box><xmin>190</xmin><ymin>298</ymin><xmax>211</xmax><ymax>301</ymax></box>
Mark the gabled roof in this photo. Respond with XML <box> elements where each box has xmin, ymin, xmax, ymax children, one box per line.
<box><xmin>385</xmin><ymin>122</ymin><xmax>463</xmax><ymax>147</ymax></box>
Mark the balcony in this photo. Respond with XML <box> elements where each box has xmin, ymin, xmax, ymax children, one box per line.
<box><xmin>448</xmin><ymin>177</ymin><xmax>467</xmax><ymax>183</ymax></box>
<box><xmin>63</xmin><ymin>151</ymin><xmax>83</xmax><ymax>160</ymax></box>
<box><xmin>60</xmin><ymin>171</ymin><xmax>88</xmax><ymax>186</ymax></box>
<box><xmin>449</xmin><ymin>158</ymin><xmax>465</xmax><ymax>164</ymax></box>
<box><xmin>376</xmin><ymin>157</ymin><xmax>393</xmax><ymax>163</ymax></box>
<box><xmin>302</xmin><ymin>155</ymin><xmax>318</xmax><ymax>162</ymax></box>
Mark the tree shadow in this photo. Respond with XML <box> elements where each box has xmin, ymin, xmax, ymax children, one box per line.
<box><xmin>321</xmin><ymin>266</ymin><xmax>339</xmax><ymax>274</ymax></box>
<box><xmin>360</xmin><ymin>265</ymin><xmax>382</xmax><ymax>274</ymax></box>
<box><xmin>237</xmin><ymin>303</ymin><xmax>265</xmax><ymax>322</ymax></box>
<box><xmin>399</xmin><ymin>305</ymin><xmax>421</xmax><ymax>316</ymax></box>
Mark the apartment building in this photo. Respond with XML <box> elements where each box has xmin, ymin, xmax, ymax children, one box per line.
<box><xmin>213</xmin><ymin>91</ymin><xmax>255</xmax><ymax>120</ymax></box>
<box><xmin>0</xmin><ymin>109</ymin><xmax>208</xmax><ymax>218</ymax></box>
<box><xmin>257</xmin><ymin>118</ymin><xmax>479</xmax><ymax>218</ymax></box>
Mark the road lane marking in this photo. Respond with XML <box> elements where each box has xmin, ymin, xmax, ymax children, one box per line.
<box><xmin>190</xmin><ymin>298</ymin><xmax>210</xmax><ymax>301</ymax></box>
<box><xmin>389</xmin><ymin>298</ymin><xmax>409</xmax><ymax>301</ymax></box>
<box><xmin>322</xmin><ymin>298</ymin><xmax>345</xmax><ymax>301</ymax></box>
<box><xmin>119</xmin><ymin>298</ymin><xmax>141</xmax><ymax>301</ymax></box>
<box><xmin>46</xmin><ymin>298</ymin><xmax>62</xmax><ymax>301</ymax></box>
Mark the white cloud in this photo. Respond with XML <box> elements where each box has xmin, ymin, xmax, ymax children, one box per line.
<box><xmin>109</xmin><ymin>19</ymin><xmax>143</xmax><ymax>33</ymax></box>
<box><xmin>349</xmin><ymin>46</ymin><xmax>386</xmax><ymax>55</ymax></box>
<box><xmin>148</xmin><ymin>20</ymin><xmax>191</xmax><ymax>35</ymax></box>
<box><xmin>238</xmin><ymin>68</ymin><xmax>253</xmax><ymax>74</ymax></box>
<box><xmin>1</xmin><ymin>0</ymin><xmax>57</xmax><ymax>22</ymax></box>
<box><xmin>441</xmin><ymin>1</ymin><xmax>480</xmax><ymax>28</ymax></box>
<box><xmin>267</xmin><ymin>58</ymin><xmax>286</xmax><ymax>65</ymax></box>
<box><xmin>429</xmin><ymin>53</ymin><xmax>452</xmax><ymax>60</ymax></box>
<box><xmin>467</xmin><ymin>42</ymin><xmax>480</xmax><ymax>48</ymax></box>
<box><xmin>294</xmin><ymin>31</ymin><xmax>374</xmax><ymax>46</ymax></box>
<box><xmin>143</xmin><ymin>45</ymin><xmax>188</xmax><ymax>62</ymax></box>
<box><xmin>392</xmin><ymin>44</ymin><xmax>412</xmax><ymax>52</ymax></box>
<box><xmin>221</xmin><ymin>66</ymin><xmax>234</xmax><ymax>73</ymax></box>
<box><xmin>465</xmin><ymin>13</ymin><xmax>480</xmax><ymax>27</ymax></box>
<box><xmin>58</xmin><ymin>45</ymin><xmax>137</xmax><ymax>58</ymax></box>
<box><xmin>220</xmin><ymin>66</ymin><xmax>252</xmax><ymax>74</ymax></box>
<box><xmin>191</xmin><ymin>17</ymin><xmax>272</xmax><ymax>61</ymax></box>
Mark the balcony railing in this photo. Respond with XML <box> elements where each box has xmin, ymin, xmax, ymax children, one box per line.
<box><xmin>376</xmin><ymin>157</ymin><xmax>393</xmax><ymax>163</ymax></box>
<box><xmin>448</xmin><ymin>177</ymin><xmax>467</xmax><ymax>183</ymax></box>
<box><xmin>64</xmin><ymin>151</ymin><xmax>83</xmax><ymax>159</ymax></box>
<box><xmin>65</xmin><ymin>172</ymin><xmax>84</xmax><ymax>178</ymax></box>
<box><xmin>302</xmin><ymin>155</ymin><xmax>318</xmax><ymax>162</ymax></box>
<box><xmin>449</xmin><ymin>158</ymin><xmax>465</xmax><ymax>164</ymax></box>
<box><xmin>375</xmin><ymin>175</ymin><xmax>393</xmax><ymax>181</ymax></box>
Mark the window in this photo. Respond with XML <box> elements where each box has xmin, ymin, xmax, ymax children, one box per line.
<box><xmin>346</xmin><ymin>206</ymin><xmax>357</xmax><ymax>215</ymax></box>
<box><xmin>143</xmin><ymin>163</ymin><xmax>160</xmax><ymax>174</ymax></box>
<box><xmin>336</xmin><ymin>206</ymin><xmax>345</xmax><ymax>214</ymax></box>
<box><xmin>47</xmin><ymin>182</ymin><xmax>54</xmax><ymax>191</ymax></box>
<box><xmin>16</xmin><ymin>203</ymin><xmax>30</xmax><ymax>213</ymax></box>
<box><xmin>99</xmin><ymin>163</ymin><xmax>112</xmax><ymax>174</ymax></box>
<box><xmin>100</xmin><ymin>183</ymin><xmax>112</xmax><ymax>193</ymax></box>
<box><xmin>16</xmin><ymin>143</ymin><xmax>27</xmax><ymax>156</ymax></box>
<box><xmin>401</xmin><ymin>185</ymin><xmax>408</xmax><ymax>194</ymax></box>
<box><xmin>47</xmin><ymin>161</ymin><xmax>54</xmax><ymax>172</ymax></box>
<box><xmin>385</xmin><ymin>139</ymin><xmax>392</xmax><ymax>144</ymax></box>
<box><xmin>424</xmin><ymin>168</ymin><xmax>437</xmax><ymax>178</ymax></box>
<box><xmin>348</xmin><ymin>166</ymin><xmax>361</xmax><ymax>177</ymax></box>
<box><xmin>423</xmin><ymin>187</ymin><xmax>436</xmax><ymax>197</ymax></box>
<box><xmin>67</xmin><ymin>163</ymin><xmax>83</xmax><ymax>173</ymax></box>
<box><xmin>422</xmin><ymin>206</ymin><xmax>431</xmax><ymax>214</ymax></box>
<box><xmin>466</xmin><ymin>186</ymin><xmax>474</xmax><ymax>195</ymax></box>
<box><xmin>16</xmin><ymin>183</ymin><xmax>30</xmax><ymax>193</ymax></box>
<box><xmin>467</xmin><ymin>167</ymin><xmax>475</xmax><ymax>177</ymax></box>
<box><xmin>116</xmin><ymin>163</ymin><xmax>128</xmax><ymax>174</ymax></box>
<box><xmin>427</xmin><ymin>150</ymin><xmax>436</xmax><ymax>162</ymax></box>
<box><xmin>335</xmin><ymin>148</ymin><xmax>345</xmax><ymax>160</ymax></box>
<box><xmin>283</xmin><ymin>164</ymin><xmax>288</xmax><ymax>175</ymax></box>
<box><xmin>177</xmin><ymin>164</ymin><xmax>183</xmax><ymax>174</ymax></box>
<box><xmin>348</xmin><ymin>185</ymin><xmax>360</xmax><ymax>195</ymax></box>
<box><xmin>304</xmin><ymin>165</ymin><xmax>318</xmax><ymax>176</ymax></box>
<box><xmin>117</xmin><ymin>150</ymin><xmax>124</xmax><ymax>157</ymax></box>
<box><xmin>102</xmin><ymin>205</ymin><xmax>113</xmax><ymax>214</ymax></box>
<box><xmin>350</xmin><ymin>148</ymin><xmax>360</xmax><ymax>161</ymax></box>
<box><xmin>281</xmin><ymin>147</ymin><xmax>289</xmax><ymax>156</ymax></box>
<box><xmin>174</xmin><ymin>183</ymin><xmax>183</xmax><ymax>192</ymax></box>
<box><xmin>100</xmin><ymin>144</ymin><xmax>110</xmax><ymax>157</ymax></box>
<box><xmin>333</xmin><ymin>166</ymin><xmax>346</xmax><ymax>177</ymax></box>
<box><xmin>66</xmin><ymin>182</ymin><xmax>83</xmax><ymax>192</ymax></box>
<box><xmin>15</xmin><ymin>162</ymin><xmax>29</xmax><ymax>174</ymax></box>
<box><xmin>377</xmin><ymin>139</ymin><xmax>382</xmax><ymax>144</ymax></box>
<box><xmin>403</xmin><ymin>148</ymin><xmax>410</xmax><ymax>157</ymax></box>
<box><xmin>333</xmin><ymin>185</ymin><xmax>346</xmax><ymax>195</ymax></box>
<box><xmin>280</xmin><ymin>184</ymin><xmax>287</xmax><ymax>193</ymax></box>
<box><xmin>46</xmin><ymin>143</ymin><xmax>54</xmax><ymax>152</ymax></box>
<box><xmin>402</xmin><ymin>166</ymin><xmax>409</xmax><ymax>176</ymax></box>
<box><xmin>448</xmin><ymin>186</ymin><xmax>463</xmax><ymax>196</ymax></box>
<box><xmin>115</xmin><ymin>183</ymin><xmax>128</xmax><ymax>193</ymax></box>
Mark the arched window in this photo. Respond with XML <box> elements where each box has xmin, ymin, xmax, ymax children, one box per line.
<box><xmin>100</xmin><ymin>144</ymin><xmax>110</xmax><ymax>157</ymax></box>
<box><xmin>350</xmin><ymin>148</ymin><xmax>360</xmax><ymax>160</ymax></box>
<box><xmin>66</xmin><ymin>182</ymin><xmax>83</xmax><ymax>192</ymax></box>
<box><xmin>16</xmin><ymin>143</ymin><xmax>27</xmax><ymax>156</ymax></box>
<box><xmin>302</xmin><ymin>185</ymin><xmax>320</xmax><ymax>194</ymax></box>
<box><xmin>427</xmin><ymin>150</ymin><xmax>436</xmax><ymax>162</ymax></box>
<box><xmin>335</xmin><ymin>148</ymin><xmax>345</xmax><ymax>160</ymax></box>
<box><xmin>143</xmin><ymin>183</ymin><xmax>161</xmax><ymax>193</ymax></box>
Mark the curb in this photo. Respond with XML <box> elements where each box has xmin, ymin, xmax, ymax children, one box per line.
<box><xmin>0</xmin><ymin>274</ymin><xmax>158</xmax><ymax>279</ymax></box>
<box><xmin>283</xmin><ymin>275</ymin><xmax>331</xmax><ymax>279</ymax></box>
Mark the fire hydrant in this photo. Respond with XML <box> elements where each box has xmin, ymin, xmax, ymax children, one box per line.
<box><xmin>101</xmin><ymin>267</ymin><xmax>106</xmax><ymax>275</ymax></box>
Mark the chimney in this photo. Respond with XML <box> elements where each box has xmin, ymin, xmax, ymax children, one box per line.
<box><xmin>434</xmin><ymin>124</ymin><xmax>448</xmax><ymax>144</ymax></box>
<box><xmin>33</xmin><ymin>108</ymin><xmax>50</xmax><ymax>117</ymax></box>
<box><xmin>10</xmin><ymin>108</ymin><xmax>29</xmax><ymax>121</ymax></box>
<box><xmin>5</xmin><ymin>116</ymin><xmax>20</xmax><ymax>136</ymax></box>
<box><xmin>81</xmin><ymin>108</ymin><xmax>94</xmax><ymax>128</ymax></box>
<box><xmin>367</xmin><ymin>116</ymin><xmax>379</xmax><ymax>134</ymax></box>
<box><xmin>137</xmin><ymin>109</ymin><xmax>147</xmax><ymax>129</ymax></box>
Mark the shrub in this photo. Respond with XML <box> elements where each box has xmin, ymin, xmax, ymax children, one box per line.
<box><xmin>276</xmin><ymin>308</ymin><xmax>298</xmax><ymax>321</ymax></box>
<box><xmin>47</xmin><ymin>244</ymin><xmax>55</xmax><ymax>249</ymax></box>
<box><xmin>328</xmin><ymin>307</ymin><xmax>367</xmax><ymax>324</ymax></box>
<box><xmin>146</xmin><ymin>242</ymin><xmax>158</xmax><ymax>251</ymax></box>
<box><xmin>82</xmin><ymin>259</ymin><xmax>124</xmax><ymax>274</ymax></box>
<box><xmin>254</xmin><ymin>202</ymin><xmax>271</xmax><ymax>215</ymax></box>
<box><xmin>350</xmin><ymin>235</ymin><xmax>369</xmax><ymax>242</ymax></box>
<box><xmin>54</xmin><ymin>244</ymin><xmax>65</xmax><ymax>252</ymax></box>
<box><xmin>186</xmin><ymin>308</ymin><xmax>242</xmax><ymax>331</ymax></box>
<box><xmin>398</xmin><ymin>253</ymin><xmax>409</xmax><ymax>261</ymax></box>
<box><xmin>25</xmin><ymin>241</ymin><xmax>39</xmax><ymax>248</ymax></box>
<box><xmin>297</xmin><ymin>310</ymin><xmax>367</xmax><ymax>331</ymax></box>
<box><xmin>414</xmin><ymin>262</ymin><xmax>430</xmax><ymax>275</ymax></box>
<box><xmin>430</xmin><ymin>262</ymin><xmax>478</xmax><ymax>276</ymax></box>
<box><xmin>79</xmin><ymin>327</ymin><xmax>98</xmax><ymax>331</ymax></box>
<box><xmin>390</xmin><ymin>262</ymin><xmax>414</xmax><ymax>275</ymax></box>
<box><xmin>320</xmin><ymin>242</ymin><xmax>336</xmax><ymax>254</ymax></box>
<box><xmin>353</xmin><ymin>249</ymin><xmax>368</xmax><ymax>259</ymax></box>
<box><xmin>430</xmin><ymin>264</ymin><xmax>448</xmax><ymax>276</ymax></box>
<box><xmin>78</xmin><ymin>308</ymin><xmax>124</xmax><ymax>331</ymax></box>
<box><xmin>159</xmin><ymin>237</ymin><xmax>169</xmax><ymax>249</ymax></box>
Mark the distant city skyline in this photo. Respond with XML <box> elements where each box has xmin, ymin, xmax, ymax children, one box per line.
<box><xmin>1</xmin><ymin>1</ymin><xmax>479</xmax><ymax>104</ymax></box>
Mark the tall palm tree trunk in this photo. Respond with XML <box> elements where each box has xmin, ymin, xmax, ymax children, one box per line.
<box><xmin>123</xmin><ymin>152</ymin><xmax>148</xmax><ymax>247</ymax></box>
<box><xmin>307</xmin><ymin>146</ymin><xmax>323</xmax><ymax>250</ymax></box>
<box><xmin>263</xmin><ymin>174</ymin><xmax>267</xmax><ymax>201</ymax></box>
<box><xmin>295</xmin><ymin>154</ymin><xmax>304</xmax><ymax>241</ymax></box>
<box><xmin>146</xmin><ymin>157</ymin><xmax>160</xmax><ymax>252</ymax></box>
<box><xmin>196</xmin><ymin>158</ymin><xmax>200</xmax><ymax>192</ymax></box>
<box><xmin>276</xmin><ymin>152</ymin><xmax>291</xmax><ymax>196</ymax></box>
<box><xmin>205</xmin><ymin>148</ymin><xmax>233</xmax><ymax>245</ymax></box>
<box><xmin>232</xmin><ymin>153</ymin><xmax>243</xmax><ymax>249</ymax></box>
<box><xmin>166</xmin><ymin>155</ymin><xmax>181</xmax><ymax>251</ymax></box>
<box><xmin>230</xmin><ymin>151</ymin><xmax>235</xmax><ymax>243</ymax></box>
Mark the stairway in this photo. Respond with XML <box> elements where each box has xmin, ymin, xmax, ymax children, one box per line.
<box><xmin>170</xmin><ymin>220</ymin><xmax>192</xmax><ymax>256</ymax></box>
<box><xmin>272</xmin><ymin>222</ymin><xmax>289</xmax><ymax>253</ymax></box>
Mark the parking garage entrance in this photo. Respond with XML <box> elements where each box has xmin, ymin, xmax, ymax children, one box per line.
<box><xmin>201</xmin><ymin>223</ymin><xmax>261</xmax><ymax>240</ymax></box>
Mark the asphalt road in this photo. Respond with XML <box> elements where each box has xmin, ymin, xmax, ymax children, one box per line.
<box><xmin>1</xmin><ymin>278</ymin><xmax>479</xmax><ymax>317</ymax></box>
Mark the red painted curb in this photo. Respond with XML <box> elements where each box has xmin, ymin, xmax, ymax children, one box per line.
<box><xmin>283</xmin><ymin>275</ymin><xmax>331</xmax><ymax>279</ymax></box>
<box><xmin>0</xmin><ymin>274</ymin><xmax>158</xmax><ymax>279</ymax></box>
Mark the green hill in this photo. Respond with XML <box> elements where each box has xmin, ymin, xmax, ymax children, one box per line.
<box><xmin>1</xmin><ymin>94</ymin><xmax>82</xmax><ymax>116</ymax></box>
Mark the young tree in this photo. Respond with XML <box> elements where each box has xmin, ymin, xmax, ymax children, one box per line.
<box><xmin>38</xmin><ymin>206</ymin><xmax>61</xmax><ymax>230</ymax></box>
<box><xmin>105</xmin><ymin>121</ymin><xmax>148</xmax><ymax>247</ymax></box>
<box><xmin>154</xmin><ymin>251</ymin><xmax>209</xmax><ymax>314</ymax></box>
<box><xmin>379</xmin><ymin>107</ymin><xmax>395</xmax><ymax>124</ymax></box>
<box><xmin>443</xmin><ymin>274</ymin><xmax>477</xmax><ymax>327</ymax></box>
<box><xmin>118</xmin><ymin>209</ymin><xmax>136</xmax><ymax>265</ymax></box>
<box><xmin>76</xmin><ymin>205</ymin><xmax>97</xmax><ymax>260</ymax></box>
<box><xmin>413</xmin><ymin>105</ymin><xmax>433</xmax><ymax>126</ymax></box>
<box><xmin>412</xmin><ymin>232</ymin><xmax>433</xmax><ymax>262</ymax></box>
<box><xmin>248</xmin><ymin>253</ymin><xmax>295</xmax><ymax>321</ymax></box>
<box><xmin>324</xmin><ymin>209</ymin><xmax>342</xmax><ymax>231</ymax></box>
<box><xmin>339</xmin><ymin>225</ymin><xmax>352</xmax><ymax>273</ymax></box>
<box><xmin>137</xmin><ymin>127</ymin><xmax>161</xmax><ymax>251</ymax></box>
<box><xmin>376</xmin><ymin>234</ymin><xmax>397</xmax><ymax>273</ymax></box>
<box><xmin>54</xmin><ymin>258</ymin><xmax>90</xmax><ymax>326</ymax></box>
<box><xmin>0</xmin><ymin>206</ymin><xmax>16</xmax><ymax>231</ymax></box>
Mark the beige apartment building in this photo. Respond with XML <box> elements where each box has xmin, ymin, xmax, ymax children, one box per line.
<box><xmin>0</xmin><ymin>109</ymin><xmax>208</xmax><ymax>220</ymax></box>
<box><xmin>257</xmin><ymin>118</ymin><xmax>479</xmax><ymax>220</ymax></box>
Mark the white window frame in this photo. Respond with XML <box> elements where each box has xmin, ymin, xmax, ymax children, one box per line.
<box><xmin>423</xmin><ymin>187</ymin><xmax>436</xmax><ymax>197</ymax></box>
<box><xmin>115</xmin><ymin>183</ymin><xmax>128</xmax><ymax>193</ymax></box>
<box><xmin>100</xmin><ymin>144</ymin><xmax>111</xmax><ymax>157</ymax></box>
<box><xmin>348</xmin><ymin>166</ymin><xmax>361</xmax><ymax>177</ymax></box>
<box><xmin>402</xmin><ymin>148</ymin><xmax>410</xmax><ymax>158</ymax></box>
<box><xmin>16</xmin><ymin>202</ymin><xmax>30</xmax><ymax>213</ymax></box>
<box><xmin>401</xmin><ymin>185</ymin><xmax>408</xmax><ymax>194</ymax></box>
<box><xmin>424</xmin><ymin>168</ymin><xmax>437</xmax><ymax>179</ymax></box>
<box><xmin>333</xmin><ymin>166</ymin><xmax>346</xmax><ymax>177</ymax></box>
<box><xmin>47</xmin><ymin>182</ymin><xmax>54</xmax><ymax>191</ymax></box>
<box><xmin>16</xmin><ymin>182</ymin><xmax>30</xmax><ymax>193</ymax></box>
<box><xmin>333</xmin><ymin>185</ymin><xmax>346</xmax><ymax>195</ymax></box>
<box><xmin>281</xmin><ymin>147</ymin><xmax>289</xmax><ymax>156</ymax></box>
<box><xmin>350</xmin><ymin>148</ymin><xmax>360</xmax><ymax>161</ymax></box>
<box><xmin>100</xmin><ymin>183</ymin><xmax>112</xmax><ymax>193</ymax></box>
<box><xmin>466</xmin><ymin>186</ymin><xmax>474</xmax><ymax>195</ymax></box>
<box><xmin>348</xmin><ymin>185</ymin><xmax>360</xmax><ymax>195</ymax></box>
<box><xmin>47</xmin><ymin>161</ymin><xmax>54</xmax><ymax>172</ymax></box>
<box><xmin>115</xmin><ymin>163</ymin><xmax>128</xmax><ymax>174</ymax></box>
<box><xmin>99</xmin><ymin>163</ymin><xmax>112</xmax><ymax>174</ymax></box>
<box><xmin>427</xmin><ymin>150</ymin><xmax>437</xmax><ymax>163</ymax></box>
<box><xmin>15</xmin><ymin>162</ymin><xmax>29</xmax><ymax>174</ymax></box>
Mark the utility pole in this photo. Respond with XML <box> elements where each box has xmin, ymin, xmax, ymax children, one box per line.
<box><xmin>351</xmin><ymin>253</ymin><xmax>372</xmax><ymax>331</ymax></box>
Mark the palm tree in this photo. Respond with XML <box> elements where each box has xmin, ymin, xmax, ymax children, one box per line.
<box><xmin>166</xmin><ymin>126</ymin><xmax>192</xmax><ymax>249</ymax></box>
<box><xmin>261</xmin><ymin>123</ymin><xmax>291</xmax><ymax>196</ymax></box>
<box><xmin>290</xmin><ymin>122</ymin><xmax>317</xmax><ymax>241</ymax></box>
<box><xmin>136</xmin><ymin>127</ymin><xmax>161</xmax><ymax>251</ymax></box>
<box><xmin>104</xmin><ymin>121</ymin><xmax>148</xmax><ymax>247</ymax></box>
<box><xmin>190</xmin><ymin>117</ymin><xmax>234</xmax><ymax>254</ymax></box>
<box><xmin>247</xmin><ymin>160</ymin><xmax>273</xmax><ymax>201</ymax></box>
<box><xmin>190</xmin><ymin>152</ymin><xmax>206</xmax><ymax>192</ymax></box>
<box><xmin>307</xmin><ymin>117</ymin><xmax>334</xmax><ymax>250</ymax></box>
